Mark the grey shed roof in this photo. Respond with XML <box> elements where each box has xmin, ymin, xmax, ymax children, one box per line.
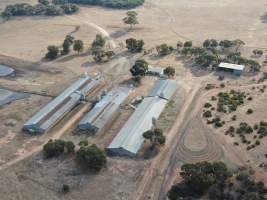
<box><xmin>147</xmin><ymin>79</ymin><xmax>177</xmax><ymax>100</ymax></box>
<box><xmin>77</xmin><ymin>87</ymin><xmax>131</xmax><ymax>133</ymax></box>
<box><xmin>107</xmin><ymin>96</ymin><xmax>167</xmax><ymax>156</ymax></box>
<box><xmin>23</xmin><ymin>75</ymin><xmax>98</xmax><ymax>133</ymax></box>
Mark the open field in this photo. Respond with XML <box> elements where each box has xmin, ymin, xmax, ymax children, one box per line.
<box><xmin>1</xmin><ymin>0</ymin><xmax>267</xmax><ymax>199</ymax></box>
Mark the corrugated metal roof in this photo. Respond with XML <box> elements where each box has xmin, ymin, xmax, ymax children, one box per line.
<box><xmin>147</xmin><ymin>79</ymin><xmax>177</xmax><ymax>100</ymax></box>
<box><xmin>107</xmin><ymin>96</ymin><xmax>167</xmax><ymax>156</ymax></box>
<box><xmin>23</xmin><ymin>75</ymin><xmax>98</xmax><ymax>133</ymax></box>
<box><xmin>218</xmin><ymin>62</ymin><xmax>244</xmax><ymax>71</ymax></box>
<box><xmin>77</xmin><ymin>87</ymin><xmax>131</xmax><ymax>133</ymax></box>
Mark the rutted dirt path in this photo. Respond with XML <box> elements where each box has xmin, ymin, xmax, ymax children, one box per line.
<box><xmin>66</xmin><ymin>14</ymin><xmax>117</xmax><ymax>49</ymax></box>
<box><xmin>132</xmin><ymin>82</ymin><xmax>201</xmax><ymax>200</ymax></box>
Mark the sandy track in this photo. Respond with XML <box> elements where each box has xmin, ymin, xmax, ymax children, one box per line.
<box><xmin>132</xmin><ymin>82</ymin><xmax>201</xmax><ymax>200</ymax></box>
<box><xmin>0</xmin><ymin>103</ymin><xmax>90</xmax><ymax>171</ymax></box>
<box><xmin>66</xmin><ymin>15</ymin><xmax>116</xmax><ymax>49</ymax></box>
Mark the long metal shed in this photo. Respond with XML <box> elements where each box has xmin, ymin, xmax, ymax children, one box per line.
<box><xmin>147</xmin><ymin>79</ymin><xmax>177</xmax><ymax>100</ymax></box>
<box><xmin>107</xmin><ymin>96</ymin><xmax>168</xmax><ymax>157</ymax></box>
<box><xmin>218</xmin><ymin>62</ymin><xmax>244</xmax><ymax>76</ymax></box>
<box><xmin>77</xmin><ymin>87</ymin><xmax>131</xmax><ymax>133</ymax></box>
<box><xmin>23</xmin><ymin>75</ymin><xmax>98</xmax><ymax>134</ymax></box>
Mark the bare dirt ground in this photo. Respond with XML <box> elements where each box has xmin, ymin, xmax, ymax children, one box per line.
<box><xmin>1</xmin><ymin>0</ymin><xmax>267</xmax><ymax>199</ymax></box>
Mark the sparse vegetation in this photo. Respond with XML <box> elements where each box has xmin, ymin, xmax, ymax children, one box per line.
<box><xmin>168</xmin><ymin>162</ymin><xmax>267</xmax><ymax>200</ymax></box>
<box><xmin>216</xmin><ymin>90</ymin><xmax>246</xmax><ymax>113</ymax></box>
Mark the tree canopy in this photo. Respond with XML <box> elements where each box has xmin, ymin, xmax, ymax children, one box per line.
<box><xmin>53</xmin><ymin>0</ymin><xmax>144</xmax><ymax>9</ymax></box>
<box><xmin>45</xmin><ymin>45</ymin><xmax>59</xmax><ymax>60</ymax></box>
<box><xmin>1</xmin><ymin>2</ymin><xmax>79</xmax><ymax>19</ymax></box>
<box><xmin>76</xmin><ymin>144</ymin><xmax>107</xmax><ymax>172</ymax></box>
<box><xmin>126</xmin><ymin>38</ymin><xmax>144</xmax><ymax>53</ymax></box>
<box><xmin>164</xmin><ymin>66</ymin><xmax>175</xmax><ymax>77</ymax></box>
<box><xmin>168</xmin><ymin>161</ymin><xmax>267</xmax><ymax>200</ymax></box>
<box><xmin>143</xmin><ymin>128</ymin><xmax>166</xmax><ymax>149</ymax></box>
<box><xmin>73</xmin><ymin>40</ymin><xmax>84</xmax><ymax>54</ymax></box>
<box><xmin>123</xmin><ymin>11</ymin><xmax>139</xmax><ymax>29</ymax></box>
<box><xmin>130</xmin><ymin>59</ymin><xmax>148</xmax><ymax>76</ymax></box>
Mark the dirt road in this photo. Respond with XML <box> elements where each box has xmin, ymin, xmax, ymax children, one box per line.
<box><xmin>132</xmin><ymin>82</ymin><xmax>201</xmax><ymax>200</ymax></box>
<box><xmin>66</xmin><ymin>15</ymin><xmax>116</xmax><ymax>49</ymax></box>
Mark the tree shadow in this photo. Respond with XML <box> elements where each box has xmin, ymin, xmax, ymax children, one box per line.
<box><xmin>81</xmin><ymin>60</ymin><xmax>96</xmax><ymax>68</ymax></box>
<box><xmin>110</xmin><ymin>28</ymin><xmax>131</xmax><ymax>39</ymax></box>
<box><xmin>55</xmin><ymin>51</ymin><xmax>91</xmax><ymax>63</ymax></box>
<box><xmin>260</xmin><ymin>13</ymin><xmax>267</xmax><ymax>23</ymax></box>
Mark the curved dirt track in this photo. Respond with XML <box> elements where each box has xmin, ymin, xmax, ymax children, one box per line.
<box><xmin>66</xmin><ymin>14</ymin><xmax>116</xmax><ymax>49</ymax></box>
<box><xmin>176</xmin><ymin>115</ymin><xmax>223</xmax><ymax>164</ymax></box>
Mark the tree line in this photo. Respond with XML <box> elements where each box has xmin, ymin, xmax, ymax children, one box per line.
<box><xmin>1</xmin><ymin>1</ymin><xmax>79</xmax><ymax>20</ymax></box>
<box><xmin>168</xmin><ymin>161</ymin><xmax>267</xmax><ymax>200</ymax></box>
<box><xmin>53</xmin><ymin>0</ymin><xmax>145</xmax><ymax>9</ymax></box>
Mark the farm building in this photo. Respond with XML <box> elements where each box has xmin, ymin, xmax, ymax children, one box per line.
<box><xmin>147</xmin><ymin>79</ymin><xmax>177</xmax><ymax>100</ymax></box>
<box><xmin>23</xmin><ymin>75</ymin><xmax>99</xmax><ymax>134</ymax></box>
<box><xmin>77</xmin><ymin>87</ymin><xmax>131</xmax><ymax>133</ymax></box>
<box><xmin>218</xmin><ymin>62</ymin><xmax>244</xmax><ymax>76</ymax></box>
<box><xmin>147</xmin><ymin>66</ymin><xmax>164</xmax><ymax>77</ymax></box>
<box><xmin>107</xmin><ymin>79</ymin><xmax>177</xmax><ymax>157</ymax></box>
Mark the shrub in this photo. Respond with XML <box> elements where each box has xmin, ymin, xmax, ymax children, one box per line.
<box><xmin>126</xmin><ymin>38</ymin><xmax>144</xmax><ymax>53</ymax></box>
<box><xmin>43</xmin><ymin>139</ymin><xmax>65</xmax><ymax>158</ymax></box>
<box><xmin>164</xmin><ymin>66</ymin><xmax>176</xmax><ymax>77</ymax></box>
<box><xmin>246</xmin><ymin>108</ymin><xmax>253</xmax><ymax>114</ymax></box>
<box><xmin>255</xmin><ymin>140</ymin><xmax>260</xmax><ymax>145</ymax></box>
<box><xmin>43</xmin><ymin>139</ymin><xmax>75</xmax><ymax>158</ymax></box>
<box><xmin>205</xmin><ymin>84</ymin><xmax>215</xmax><ymax>90</ymax></box>
<box><xmin>156</xmin><ymin>44</ymin><xmax>173</xmax><ymax>56</ymax></box>
<box><xmin>203</xmin><ymin>110</ymin><xmax>212</xmax><ymax>118</ymax></box>
<box><xmin>220</xmin><ymin>83</ymin><xmax>225</xmax><ymax>88</ymax></box>
<box><xmin>183</xmin><ymin>41</ymin><xmax>192</xmax><ymax>47</ymax></box>
<box><xmin>247</xmin><ymin>96</ymin><xmax>253</xmax><ymax>101</ymax></box>
<box><xmin>79</xmin><ymin>140</ymin><xmax>89</xmax><ymax>146</ymax></box>
<box><xmin>76</xmin><ymin>144</ymin><xmax>106</xmax><ymax>172</ymax></box>
<box><xmin>232</xmin><ymin>115</ymin><xmax>237</xmax><ymax>121</ymax></box>
<box><xmin>45</xmin><ymin>45</ymin><xmax>59</xmax><ymax>60</ymax></box>
<box><xmin>62</xmin><ymin>184</ymin><xmax>70</xmax><ymax>193</ymax></box>
<box><xmin>204</xmin><ymin>102</ymin><xmax>212</xmax><ymax>108</ymax></box>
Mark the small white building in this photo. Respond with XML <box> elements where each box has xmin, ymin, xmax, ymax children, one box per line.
<box><xmin>218</xmin><ymin>62</ymin><xmax>244</xmax><ymax>76</ymax></box>
<box><xmin>147</xmin><ymin>66</ymin><xmax>164</xmax><ymax>77</ymax></box>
